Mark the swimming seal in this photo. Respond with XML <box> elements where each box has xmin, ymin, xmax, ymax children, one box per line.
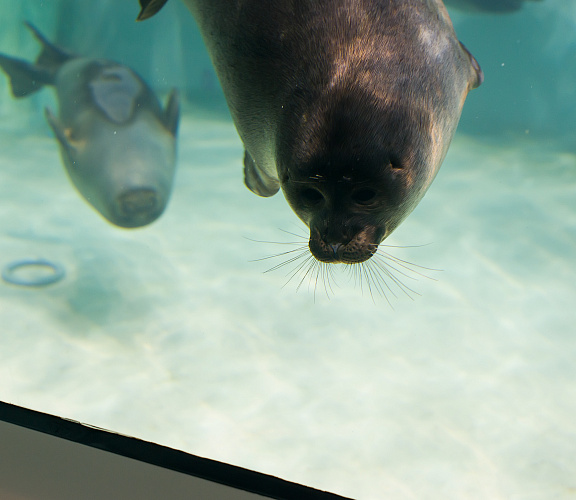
<box><xmin>0</xmin><ymin>23</ymin><xmax>180</xmax><ymax>229</ymax></box>
<box><xmin>140</xmin><ymin>0</ymin><xmax>482</xmax><ymax>263</ymax></box>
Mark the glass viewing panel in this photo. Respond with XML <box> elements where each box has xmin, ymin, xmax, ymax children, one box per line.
<box><xmin>0</xmin><ymin>1</ymin><xmax>575</xmax><ymax>499</ymax></box>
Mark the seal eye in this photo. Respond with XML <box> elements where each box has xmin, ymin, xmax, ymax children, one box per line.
<box><xmin>390</xmin><ymin>162</ymin><xmax>403</xmax><ymax>170</ymax></box>
<box><xmin>352</xmin><ymin>188</ymin><xmax>377</xmax><ymax>205</ymax></box>
<box><xmin>301</xmin><ymin>188</ymin><xmax>324</xmax><ymax>207</ymax></box>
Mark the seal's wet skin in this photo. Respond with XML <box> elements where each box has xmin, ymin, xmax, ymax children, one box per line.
<box><xmin>140</xmin><ymin>0</ymin><xmax>481</xmax><ymax>261</ymax></box>
<box><xmin>0</xmin><ymin>23</ymin><xmax>179</xmax><ymax>228</ymax></box>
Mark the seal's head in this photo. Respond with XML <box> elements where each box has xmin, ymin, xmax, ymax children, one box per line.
<box><xmin>278</xmin><ymin>87</ymin><xmax>443</xmax><ymax>264</ymax></box>
<box><xmin>66</xmin><ymin>118</ymin><xmax>177</xmax><ymax>229</ymax></box>
<box><xmin>46</xmin><ymin>106</ymin><xmax>178</xmax><ymax>229</ymax></box>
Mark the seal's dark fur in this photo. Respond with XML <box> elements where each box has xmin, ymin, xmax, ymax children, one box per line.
<box><xmin>140</xmin><ymin>0</ymin><xmax>482</xmax><ymax>262</ymax></box>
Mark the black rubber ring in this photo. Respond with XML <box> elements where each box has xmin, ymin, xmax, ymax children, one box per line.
<box><xmin>2</xmin><ymin>259</ymin><xmax>66</xmax><ymax>287</ymax></box>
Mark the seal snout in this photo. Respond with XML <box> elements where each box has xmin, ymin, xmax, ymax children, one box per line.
<box><xmin>113</xmin><ymin>187</ymin><xmax>163</xmax><ymax>227</ymax></box>
<box><xmin>308</xmin><ymin>227</ymin><xmax>380</xmax><ymax>264</ymax></box>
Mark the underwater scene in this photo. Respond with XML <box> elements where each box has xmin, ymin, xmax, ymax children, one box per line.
<box><xmin>0</xmin><ymin>0</ymin><xmax>575</xmax><ymax>498</ymax></box>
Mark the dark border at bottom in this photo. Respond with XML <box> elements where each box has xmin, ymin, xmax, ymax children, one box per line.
<box><xmin>0</xmin><ymin>401</ymin><xmax>353</xmax><ymax>500</ymax></box>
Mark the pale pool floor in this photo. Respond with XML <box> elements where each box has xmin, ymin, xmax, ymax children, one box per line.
<box><xmin>0</xmin><ymin>115</ymin><xmax>575</xmax><ymax>500</ymax></box>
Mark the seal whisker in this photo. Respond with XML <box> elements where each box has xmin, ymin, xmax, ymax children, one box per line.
<box><xmin>371</xmin><ymin>255</ymin><xmax>420</xmax><ymax>283</ymax></box>
<box><xmin>312</xmin><ymin>262</ymin><xmax>323</xmax><ymax>302</ymax></box>
<box><xmin>244</xmin><ymin>236</ymin><xmax>304</xmax><ymax>246</ymax></box>
<box><xmin>295</xmin><ymin>256</ymin><xmax>319</xmax><ymax>292</ymax></box>
<box><xmin>250</xmin><ymin>229</ymin><xmax>437</xmax><ymax>303</ymax></box>
<box><xmin>321</xmin><ymin>262</ymin><xmax>336</xmax><ymax>299</ymax></box>
<box><xmin>368</xmin><ymin>261</ymin><xmax>404</xmax><ymax>307</ymax></box>
<box><xmin>327</xmin><ymin>263</ymin><xmax>338</xmax><ymax>290</ymax></box>
<box><xmin>369</xmin><ymin>258</ymin><xmax>421</xmax><ymax>298</ymax></box>
<box><xmin>302</xmin><ymin>260</ymin><xmax>336</xmax><ymax>301</ymax></box>
<box><xmin>380</xmin><ymin>255</ymin><xmax>441</xmax><ymax>276</ymax></box>
<box><xmin>373</xmin><ymin>247</ymin><xmax>442</xmax><ymax>275</ymax></box>
<box><xmin>378</xmin><ymin>242</ymin><xmax>433</xmax><ymax>249</ymax></box>
<box><xmin>278</xmin><ymin>228</ymin><xmax>308</xmax><ymax>240</ymax></box>
<box><xmin>360</xmin><ymin>263</ymin><xmax>377</xmax><ymax>305</ymax></box>
<box><xmin>362</xmin><ymin>262</ymin><xmax>384</xmax><ymax>305</ymax></box>
<box><xmin>373</xmin><ymin>253</ymin><xmax>439</xmax><ymax>282</ymax></box>
<box><xmin>352</xmin><ymin>263</ymin><xmax>364</xmax><ymax>295</ymax></box>
<box><xmin>375</xmin><ymin>262</ymin><xmax>418</xmax><ymax>299</ymax></box>
<box><xmin>364</xmin><ymin>260</ymin><xmax>399</xmax><ymax>302</ymax></box>
<box><xmin>265</xmin><ymin>248</ymin><xmax>310</xmax><ymax>274</ymax></box>
<box><xmin>251</xmin><ymin>246</ymin><xmax>309</xmax><ymax>263</ymax></box>
<box><xmin>247</xmin><ymin>228</ymin><xmax>335</xmax><ymax>298</ymax></box>
<box><xmin>356</xmin><ymin>263</ymin><xmax>370</xmax><ymax>300</ymax></box>
<box><xmin>280</xmin><ymin>255</ymin><xmax>314</xmax><ymax>290</ymax></box>
<box><xmin>348</xmin><ymin>262</ymin><xmax>368</xmax><ymax>296</ymax></box>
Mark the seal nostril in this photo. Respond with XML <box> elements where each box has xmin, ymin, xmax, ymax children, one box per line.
<box><xmin>351</xmin><ymin>188</ymin><xmax>376</xmax><ymax>205</ymax></box>
<box><xmin>329</xmin><ymin>243</ymin><xmax>342</xmax><ymax>258</ymax></box>
<box><xmin>301</xmin><ymin>188</ymin><xmax>324</xmax><ymax>207</ymax></box>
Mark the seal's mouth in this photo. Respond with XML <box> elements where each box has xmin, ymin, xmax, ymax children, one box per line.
<box><xmin>110</xmin><ymin>188</ymin><xmax>164</xmax><ymax>228</ymax></box>
<box><xmin>308</xmin><ymin>226</ymin><xmax>381</xmax><ymax>264</ymax></box>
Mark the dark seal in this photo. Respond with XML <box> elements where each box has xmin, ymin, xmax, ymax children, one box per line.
<box><xmin>140</xmin><ymin>0</ymin><xmax>482</xmax><ymax>263</ymax></box>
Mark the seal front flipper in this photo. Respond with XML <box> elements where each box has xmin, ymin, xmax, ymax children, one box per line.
<box><xmin>89</xmin><ymin>66</ymin><xmax>144</xmax><ymax>123</ymax></box>
<box><xmin>162</xmin><ymin>88</ymin><xmax>180</xmax><ymax>136</ymax></box>
<box><xmin>137</xmin><ymin>0</ymin><xmax>170</xmax><ymax>21</ymax></box>
<box><xmin>460</xmin><ymin>42</ymin><xmax>484</xmax><ymax>89</ymax></box>
<box><xmin>44</xmin><ymin>108</ymin><xmax>79</xmax><ymax>164</ymax></box>
<box><xmin>0</xmin><ymin>54</ymin><xmax>52</xmax><ymax>97</ymax></box>
<box><xmin>243</xmin><ymin>151</ymin><xmax>280</xmax><ymax>197</ymax></box>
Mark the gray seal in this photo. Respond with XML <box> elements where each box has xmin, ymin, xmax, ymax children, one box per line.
<box><xmin>0</xmin><ymin>23</ymin><xmax>180</xmax><ymax>228</ymax></box>
<box><xmin>140</xmin><ymin>0</ymin><xmax>482</xmax><ymax>262</ymax></box>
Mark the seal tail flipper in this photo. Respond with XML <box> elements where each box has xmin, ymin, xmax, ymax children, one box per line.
<box><xmin>137</xmin><ymin>0</ymin><xmax>170</xmax><ymax>21</ymax></box>
<box><xmin>243</xmin><ymin>150</ymin><xmax>280</xmax><ymax>197</ymax></box>
<box><xmin>24</xmin><ymin>22</ymin><xmax>73</xmax><ymax>75</ymax></box>
<box><xmin>0</xmin><ymin>53</ymin><xmax>53</xmax><ymax>97</ymax></box>
<box><xmin>44</xmin><ymin>107</ymin><xmax>79</xmax><ymax>161</ymax></box>
<box><xmin>163</xmin><ymin>88</ymin><xmax>180</xmax><ymax>136</ymax></box>
<box><xmin>0</xmin><ymin>22</ymin><xmax>73</xmax><ymax>97</ymax></box>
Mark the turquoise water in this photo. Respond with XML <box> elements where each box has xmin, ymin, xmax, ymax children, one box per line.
<box><xmin>1</xmin><ymin>1</ymin><xmax>575</xmax><ymax>499</ymax></box>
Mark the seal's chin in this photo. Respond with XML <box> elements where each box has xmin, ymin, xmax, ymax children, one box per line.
<box><xmin>308</xmin><ymin>226</ymin><xmax>381</xmax><ymax>264</ymax></box>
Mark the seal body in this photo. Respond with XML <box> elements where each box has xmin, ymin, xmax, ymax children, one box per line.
<box><xmin>141</xmin><ymin>0</ymin><xmax>482</xmax><ymax>261</ymax></box>
<box><xmin>0</xmin><ymin>23</ymin><xmax>180</xmax><ymax>228</ymax></box>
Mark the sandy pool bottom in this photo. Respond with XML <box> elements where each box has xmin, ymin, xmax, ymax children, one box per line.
<box><xmin>0</xmin><ymin>115</ymin><xmax>575</xmax><ymax>500</ymax></box>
